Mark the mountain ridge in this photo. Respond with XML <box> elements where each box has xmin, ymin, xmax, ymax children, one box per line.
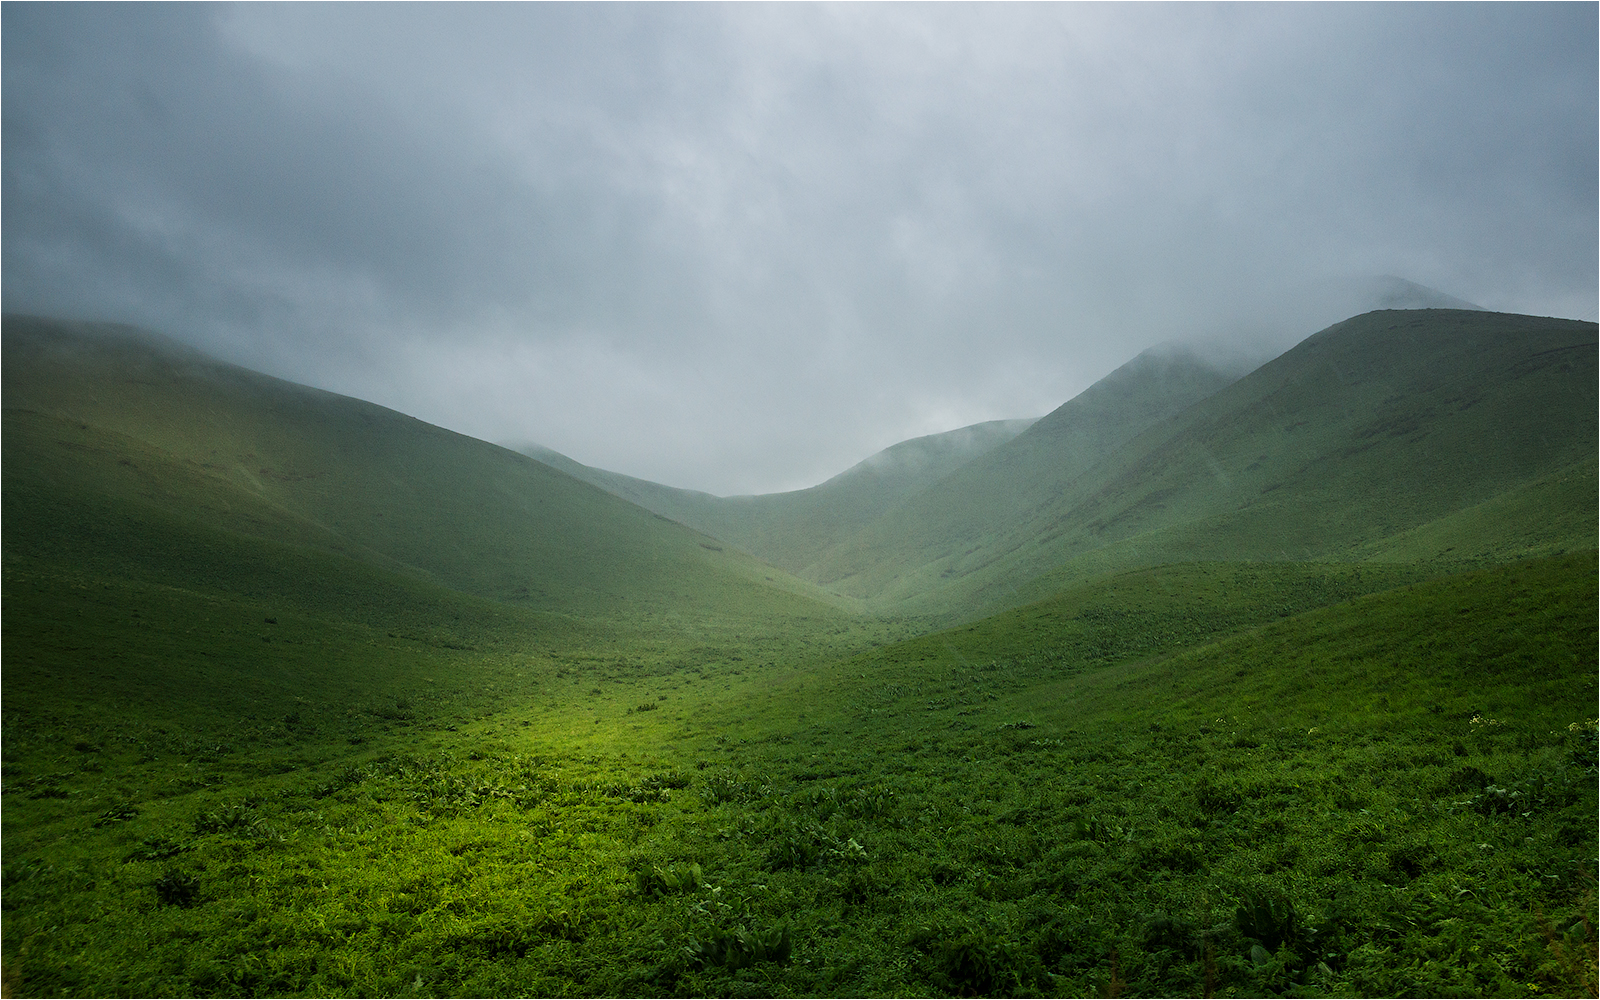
<box><xmin>7</xmin><ymin>306</ymin><xmax>1592</xmax><ymax>627</ymax></box>
<box><xmin>509</xmin><ymin>415</ymin><xmax>1043</xmax><ymax>575</ymax></box>
<box><xmin>508</xmin><ymin>308</ymin><xmax>1595</xmax><ymax>619</ymax></box>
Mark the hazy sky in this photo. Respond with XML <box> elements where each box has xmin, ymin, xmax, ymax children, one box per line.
<box><xmin>5</xmin><ymin>4</ymin><xmax>1595</xmax><ymax>494</ymax></box>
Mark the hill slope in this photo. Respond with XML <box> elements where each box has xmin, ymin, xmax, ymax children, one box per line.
<box><xmin>2</xmin><ymin>316</ymin><xmax>845</xmax><ymax>622</ymax></box>
<box><xmin>792</xmin><ymin>342</ymin><xmax>1255</xmax><ymax>601</ymax></box>
<box><xmin>513</xmin><ymin>417</ymin><xmax>1040</xmax><ymax>573</ymax></box>
<box><xmin>512</xmin><ymin>309</ymin><xmax>1594</xmax><ymax>620</ymax></box>
<box><xmin>852</xmin><ymin>309</ymin><xmax>1597</xmax><ymax>614</ymax></box>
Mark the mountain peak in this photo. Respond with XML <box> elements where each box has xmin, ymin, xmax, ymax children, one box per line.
<box><xmin>1362</xmin><ymin>275</ymin><xmax>1484</xmax><ymax>312</ymax></box>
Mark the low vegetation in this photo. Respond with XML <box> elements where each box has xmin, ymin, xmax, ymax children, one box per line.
<box><xmin>3</xmin><ymin>313</ymin><xmax>1596</xmax><ymax>996</ymax></box>
<box><xmin>4</xmin><ymin>551</ymin><xmax>1594</xmax><ymax>996</ymax></box>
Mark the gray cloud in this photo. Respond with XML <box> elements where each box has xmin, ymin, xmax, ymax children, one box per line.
<box><xmin>5</xmin><ymin>3</ymin><xmax>1594</xmax><ymax>494</ymax></box>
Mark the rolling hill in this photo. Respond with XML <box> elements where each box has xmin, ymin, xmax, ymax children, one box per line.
<box><xmin>513</xmin><ymin>417</ymin><xmax>1040</xmax><ymax>575</ymax></box>
<box><xmin>688</xmin><ymin>309</ymin><xmax>1593</xmax><ymax>616</ymax></box>
<box><xmin>511</xmin><ymin>308</ymin><xmax>1594</xmax><ymax>620</ymax></box>
<box><xmin>915</xmin><ymin>308</ymin><xmax>1597</xmax><ymax>612</ymax></box>
<box><xmin>3</xmin><ymin>307</ymin><xmax>1594</xmax><ymax>999</ymax></box>
<box><xmin>1</xmin><ymin>316</ymin><xmax>848</xmax><ymax>623</ymax></box>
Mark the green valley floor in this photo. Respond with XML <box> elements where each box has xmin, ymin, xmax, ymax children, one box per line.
<box><xmin>4</xmin><ymin>552</ymin><xmax>1595</xmax><ymax>997</ymax></box>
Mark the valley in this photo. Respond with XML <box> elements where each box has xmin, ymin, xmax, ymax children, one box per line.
<box><xmin>2</xmin><ymin>310</ymin><xmax>1595</xmax><ymax>998</ymax></box>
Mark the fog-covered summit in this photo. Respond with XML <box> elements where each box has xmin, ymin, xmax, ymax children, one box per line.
<box><xmin>815</xmin><ymin>418</ymin><xmax>1040</xmax><ymax>492</ymax></box>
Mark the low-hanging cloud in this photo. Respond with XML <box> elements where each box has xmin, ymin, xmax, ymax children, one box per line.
<box><xmin>4</xmin><ymin>4</ymin><xmax>1594</xmax><ymax>494</ymax></box>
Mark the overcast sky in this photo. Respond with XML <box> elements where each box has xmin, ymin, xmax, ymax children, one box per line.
<box><xmin>5</xmin><ymin>3</ymin><xmax>1595</xmax><ymax>494</ymax></box>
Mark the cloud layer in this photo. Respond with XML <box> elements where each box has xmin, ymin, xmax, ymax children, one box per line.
<box><xmin>5</xmin><ymin>4</ymin><xmax>1594</xmax><ymax>493</ymax></box>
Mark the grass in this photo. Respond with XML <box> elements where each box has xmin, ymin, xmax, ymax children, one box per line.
<box><xmin>2</xmin><ymin>317</ymin><xmax>852</xmax><ymax>619</ymax></box>
<box><xmin>3</xmin><ymin>312</ymin><xmax>1597</xmax><ymax>997</ymax></box>
<box><xmin>799</xmin><ymin>310</ymin><xmax>1598</xmax><ymax>614</ymax></box>
<box><xmin>4</xmin><ymin>553</ymin><xmax>1594</xmax><ymax>997</ymax></box>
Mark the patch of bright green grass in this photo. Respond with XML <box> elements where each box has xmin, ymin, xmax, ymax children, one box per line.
<box><xmin>5</xmin><ymin>314</ymin><xmax>1593</xmax><ymax>997</ymax></box>
<box><xmin>6</xmin><ymin>555</ymin><xmax>1593</xmax><ymax>997</ymax></box>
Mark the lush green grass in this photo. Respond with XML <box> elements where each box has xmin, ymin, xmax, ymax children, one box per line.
<box><xmin>4</xmin><ymin>313</ymin><xmax>1596</xmax><ymax>997</ymax></box>
<box><xmin>5</xmin><ymin>551</ymin><xmax>1594</xmax><ymax>997</ymax></box>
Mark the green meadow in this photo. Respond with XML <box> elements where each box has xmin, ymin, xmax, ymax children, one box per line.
<box><xmin>3</xmin><ymin>312</ymin><xmax>1595</xmax><ymax>997</ymax></box>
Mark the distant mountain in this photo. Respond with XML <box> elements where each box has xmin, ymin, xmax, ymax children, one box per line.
<box><xmin>508</xmin><ymin>307</ymin><xmax>1594</xmax><ymax>621</ymax></box>
<box><xmin>795</xmin><ymin>343</ymin><xmax>1253</xmax><ymax>598</ymax></box>
<box><xmin>12</xmin><ymin>306</ymin><xmax>1588</xmax><ymax>633</ymax></box>
<box><xmin>809</xmin><ymin>419</ymin><xmax>1041</xmax><ymax>494</ymax></box>
<box><xmin>2</xmin><ymin>316</ymin><xmax>843</xmax><ymax>621</ymax></box>
<box><xmin>511</xmin><ymin>417</ymin><xmax>1039</xmax><ymax>574</ymax></box>
<box><xmin>849</xmin><ymin>309</ymin><xmax>1596</xmax><ymax>615</ymax></box>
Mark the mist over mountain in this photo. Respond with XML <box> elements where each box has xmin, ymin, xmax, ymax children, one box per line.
<box><xmin>4</xmin><ymin>4</ymin><xmax>1596</xmax><ymax>992</ymax></box>
<box><xmin>512</xmin><ymin>307</ymin><xmax>1595</xmax><ymax>621</ymax></box>
<box><xmin>811</xmin><ymin>418</ymin><xmax>1042</xmax><ymax>494</ymax></box>
<box><xmin>4</xmin><ymin>4</ymin><xmax>1591</xmax><ymax>495</ymax></box>
<box><xmin>5</xmin><ymin>303</ymin><xmax>1595</xmax><ymax>996</ymax></box>
<box><xmin>511</xmin><ymin>416</ymin><xmax>1040</xmax><ymax>576</ymax></box>
<box><xmin>1358</xmin><ymin>275</ymin><xmax>1484</xmax><ymax>312</ymax></box>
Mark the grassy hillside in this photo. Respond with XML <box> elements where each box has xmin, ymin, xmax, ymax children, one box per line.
<box><xmin>514</xmin><ymin>309</ymin><xmax>1593</xmax><ymax>623</ymax></box>
<box><xmin>811</xmin><ymin>310</ymin><xmax>1596</xmax><ymax>614</ymax></box>
<box><xmin>4</xmin><ymin>309</ymin><xmax>1595</xmax><ymax>998</ymax></box>
<box><xmin>2</xmin><ymin>316</ymin><xmax>847</xmax><ymax>621</ymax></box>
<box><xmin>795</xmin><ymin>344</ymin><xmax>1246</xmax><ymax>598</ymax></box>
<box><xmin>520</xmin><ymin>344</ymin><xmax>1244</xmax><ymax>608</ymax></box>
<box><xmin>513</xmin><ymin>417</ymin><xmax>1040</xmax><ymax>574</ymax></box>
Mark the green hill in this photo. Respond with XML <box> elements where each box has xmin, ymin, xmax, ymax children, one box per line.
<box><xmin>508</xmin><ymin>309</ymin><xmax>1593</xmax><ymax>623</ymax></box>
<box><xmin>3</xmin><ymin>308</ymin><xmax>1596</xmax><ymax>998</ymax></box>
<box><xmin>795</xmin><ymin>344</ymin><xmax>1248</xmax><ymax>601</ymax></box>
<box><xmin>803</xmin><ymin>310</ymin><xmax>1596</xmax><ymax>614</ymax></box>
<box><xmin>1</xmin><ymin>316</ymin><xmax>846</xmax><ymax>622</ymax></box>
<box><xmin>518</xmin><ymin>344</ymin><xmax>1247</xmax><ymax>607</ymax></box>
<box><xmin>513</xmin><ymin>417</ymin><xmax>1040</xmax><ymax>574</ymax></box>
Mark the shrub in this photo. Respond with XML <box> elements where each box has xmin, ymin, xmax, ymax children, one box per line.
<box><xmin>154</xmin><ymin>869</ymin><xmax>199</xmax><ymax>907</ymax></box>
<box><xmin>1142</xmin><ymin>910</ymin><xmax>1200</xmax><ymax>957</ymax></box>
<box><xmin>93</xmin><ymin>803</ymin><xmax>139</xmax><ymax>827</ymax></box>
<box><xmin>1235</xmin><ymin>888</ymin><xmax>1300</xmax><ymax>953</ymax></box>
<box><xmin>636</xmin><ymin>862</ymin><xmax>702</xmax><ymax>898</ymax></box>
<box><xmin>683</xmin><ymin>921</ymin><xmax>792</xmax><ymax>970</ymax></box>
<box><xmin>1195</xmin><ymin>776</ymin><xmax>1242</xmax><ymax>817</ymax></box>
<box><xmin>125</xmin><ymin>835</ymin><xmax>187</xmax><ymax>862</ymax></box>
<box><xmin>1440</xmin><ymin>765</ymin><xmax>1494</xmax><ymax>794</ymax></box>
<box><xmin>700</xmin><ymin>770</ymin><xmax>766</xmax><ymax>806</ymax></box>
<box><xmin>193</xmin><ymin>804</ymin><xmax>257</xmax><ymax>835</ymax></box>
<box><xmin>909</xmin><ymin>920</ymin><xmax>1034</xmax><ymax>994</ymax></box>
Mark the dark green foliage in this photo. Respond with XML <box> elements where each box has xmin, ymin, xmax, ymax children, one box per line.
<box><xmin>636</xmin><ymin>862</ymin><xmax>702</xmax><ymax>898</ymax></box>
<box><xmin>700</xmin><ymin>770</ymin><xmax>769</xmax><ymax>806</ymax></box>
<box><xmin>1442</xmin><ymin>764</ymin><xmax>1495</xmax><ymax>793</ymax></box>
<box><xmin>909</xmin><ymin>918</ymin><xmax>1033</xmax><ymax>994</ymax></box>
<box><xmin>92</xmin><ymin>803</ymin><xmax>139</xmax><ymax>827</ymax></box>
<box><xmin>1141</xmin><ymin>910</ymin><xmax>1200</xmax><ymax>958</ymax></box>
<box><xmin>683</xmin><ymin>920</ymin><xmax>792</xmax><ymax>971</ymax></box>
<box><xmin>124</xmin><ymin>835</ymin><xmax>187</xmax><ymax>862</ymax></box>
<box><xmin>1235</xmin><ymin>889</ymin><xmax>1300</xmax><ymax>953</ymax></box>
<box><xmin>153</xmin><ymin>869</ymin><xmax>199</xmax><ymax>907</ymax></box>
